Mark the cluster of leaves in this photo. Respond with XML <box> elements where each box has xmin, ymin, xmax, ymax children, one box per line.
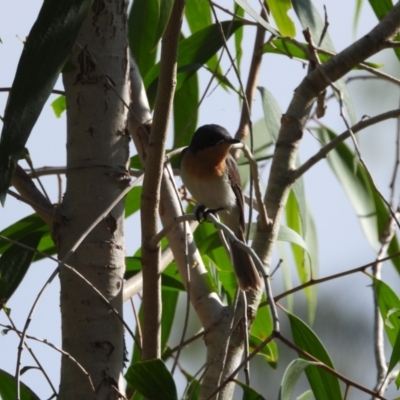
<box><xmin>1</xmin><ymin>0</ymin><xmax>400</xmax><ymax>399</ymax></box>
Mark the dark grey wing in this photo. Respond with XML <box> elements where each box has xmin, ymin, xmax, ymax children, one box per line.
<box><xmin>226</xmin><ymin>154</ymin><xmax>246</xmax><ymax>233</ymax></box>
<box><xmin>226</xmin><ymin>154</ymin><xmax>261</xmax><ymax>291</ymax></box>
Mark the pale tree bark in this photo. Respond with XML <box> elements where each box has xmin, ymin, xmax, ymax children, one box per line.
<box><xmin>55</xmin><ymin>0</ymin><xmax>130</xmax><ymax>398</ymax></box>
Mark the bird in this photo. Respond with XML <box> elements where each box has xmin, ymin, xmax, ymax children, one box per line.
<box><xmin>180</xmin><ymin>124</ymin><xmax>261</xmax><ymax>291</ymax></box>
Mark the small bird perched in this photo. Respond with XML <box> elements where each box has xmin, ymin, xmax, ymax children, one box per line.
<box><xmin>180</xmin><ymin>124</ymin><xmax>261</xmax><ymax>291</ymax></box>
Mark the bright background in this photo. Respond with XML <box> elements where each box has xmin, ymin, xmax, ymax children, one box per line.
<box><xmin>1</xmin><ymin>1</ymin><xmax>400</xmax><ymax>399</ymax></box>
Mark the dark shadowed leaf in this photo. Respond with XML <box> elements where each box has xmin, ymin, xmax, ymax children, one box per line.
<box><xmin>128</xmin><ymin>0</ymin><xmax>159</xmax><ymax>78</ymax></box>
<box><xmin>160</xmin><ymin>289</ymin><xmax>178</xmax><ymax>353</ymax></box>
<box><xmin>0</xmin><ymin>0</ymin><xmax>92</xmax><ymax>204</ymax></box>
<box><xmin>235</xmin><ymin>380</ymin><xmax>266</xmax><ymax>399</ymax></box>
<box><xmin>173</xmin><ymin>73</ymin><xmax>199</xmax><ymax>148</ymax></box>
<box><xmin>143</xmin><ymin>20</ymin><xmax>245</xmax><ymax>99</ymax></box>
<box><xmin>0</xmin><ymin>369</ymin><xmax>40</xmax><ymax>400</ymax></box>
<box><xmin>125</xmin><ymin>359</ymin><xmax>177</xmax><ymax>400</ymax></box>
<box><xmin>286</xmin><ymin>310</ymin><xmax>343</xmax><ymax>399</ymax></box>
<box><xmin>0</xmin><ymin>231</ymin><xmax>44</xmax><ymax>303</ymax></box>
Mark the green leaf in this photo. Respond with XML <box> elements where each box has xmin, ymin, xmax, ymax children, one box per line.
<box><xmin>160</xmin><ymin>289</ymin><xmax>178</xmax><ymax>353</ymax></box>
<box><xmin>237</xmin><ymin>118</ymin><xmax>274</xmax><ymax>187</ymax></box>
<box><xmin>250</xmin><ymin>298</ymin><xmax>278</xmax><ymax>368</ymax></box>
<box><xmin>297</xmin><ymin>390</ymin><xmax>314</xmax><ymax>400</ymax></box>
<box><xmin>316</xmin><ymin>127</ymin><xmax>378</xmax><ymax>247</ymax></box>
<box><xmin>263</xmin><ymin>39</ymin><xmax>383</xmax><ymax>69</ymax></box>
<box><xmin>387</xmin><ymin>329</ymin><xmax>400</xmax><ymax>376</ymax></box>
<box><xmin>51</xmin><ymin>95</ymin><xmax>66</xmax><ymax>118</ymax></box>
<box><xmin>194</xmin><ymin>217</ymin><xmax>236</xmax><ymax>299</ymax></box>
<box><xmin>173</xmin><ymin>73</ymin><xmax>199</xmax><ymax>148</ymax></box>
<box><xmin>279</xmin><ymin>359</ymin><xmax>320</xmax><ymax>400</ymax></box>
<box><xmin>277</xmin><ymin>224</ymin><xmax>309</xmax><ymax>255</ymax></box>
<box><xmin>234</xmin><ymin>4</ymin><xmax>245</xmax><ymax>76</ymax></box>
<box><xmin>155</xmin><ymin>0</ymin><xmax>174</xmax><ymax>46</ymax></box>
<box><xmin>234</xmin><ymin>0</ymin><xmax>281</xmax><ymax>36</ymax></box>
<box><xmin>292</xmin><ymin>0</ymin><xmax>356</xmax><ymax>124</ymax></box>
<box><xmin>368</xmin><ymin>0</ymin><xmax>393</xmax><ymax>20</ymax></box>
<box><xmin>0</xmin><ymin>214</ymin><xmax>49</xmax><ymax>254</ymax></box>
<box><xmin>316</xmin><ymin>127</ymin><xmax>400</xmax><ymax>274</ymax></box>
<box><xmin>128</xmin><ymin>0</ymin><xmax>159</xmax><ymax>78</ymax></box>
<box><xmin>257</xmin><ymin>87</ymin><xmax>281</xmax><ymax>143</ymax></box>
<box><xmin>266</xmin><ymin>0</ymin><xmax>296</xmax><ymax>38</ymax></box>
<box><xmin>185</xmin><ymin>0</ymin><xmax>229</xmax><ymax>91</ymax></box>
<box><xmin>285</xmin><ymin>189</ymin><xmax>318</xmax><ymax>323</ymax></box>
<box><xmin>353</xmin><ymin>0</ymin><xmax>363</xmax><ymax>35</ymax></box>
<box><xmin>180</xmin><ymin>372</ymin><xmax>201</xmax><ymax>400</ymax></box>
<box><xmin>125</xmin><ymin>359</ymin><xmax>177</xmax><ymax>400</ymax></box>
<box><xmin>144</xmin><ymin>20</ymin><xmax>245</xmax><ymax>100</ymax></box>
<box><xmin>185</xmin><ymin>0</ymin><xmax>212</xmax><ymax>34</ymax></box>
<box><xmin>286</xmin><ymin>310</ymin><xmax>343</xmax><ymax>400</ymax></box>
<box><xmin>235</xmin><ymin>380</ymin><xmax>266</xmax><ymax>399</ymax></box>
<box><xmin>374</xmin><ymin>278</ymin><xmax>400</xmax><ymax>346</ymax></box>
<box><xmin>0</xmin><ymin>231</ymin><xmax>44</xmax><ymax>303</ymax></box>
<box><xmin>373</xmin><ymin>278</ymin><xmax>400</xmax><ymax>378</ymax></box>
<box><xmin>0</xmin><ymin>368</ymin><xmax>40</xmax><ymax>400</ymax></box>
<box><xmin>0</xmin><ymin>0</ymin><xmax>92</xmax><ymax>204</ymax></box>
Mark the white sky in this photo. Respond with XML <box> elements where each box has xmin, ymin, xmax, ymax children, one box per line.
<box><xmin>1</xmin><ymin>1</ymin><xmax>400</xmax><ymax>399</ymax></box>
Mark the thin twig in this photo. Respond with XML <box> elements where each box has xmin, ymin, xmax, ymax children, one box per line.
<box><xmin>295</xmin><ymin>109</ymin><xmax>400</xmax><ymax>179</ymax></box>
<box><xmin>3</xmin><ymin>315</ymin><xmax>57</xmax><ymax>396</ymax></box>
<box><xmin>277</xmin><ymin>332</ymin><xmax>388</xmax><ymax>400</ymax></box>
<box><xmin>270</xmin><ymin>252</ymin><xmax>400</xmax><ymax>303</ymax></box>
<box><xmin>1</xmin><ymin>323</ymin><xmax>97</xmax><ymax>397</ymax></box>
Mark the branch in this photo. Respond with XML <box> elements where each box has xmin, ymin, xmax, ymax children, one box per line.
<box><xmin>252</xmin><ymin>3</ymin><xmax>400</xmax><ymax>269</ymax></box>
<box><xmin>11</xmin><ymin>164</ymin><xmax>56</xmax><ymax>226</ymax></box>
<box><xmin>140</xmin><ymin>0</ymin><xmax>185</xmax><ymax>360</ymax></box>
<box><xmin>294</xmin><ymin>109</ymin><xmax>400</xmax><ymax>179</ymax></box>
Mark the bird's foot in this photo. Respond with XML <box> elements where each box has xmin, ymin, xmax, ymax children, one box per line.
<box><xmin>195</xmin><ymin>205</ymin><xmax>224</xmax><ymax>222</ymax></box>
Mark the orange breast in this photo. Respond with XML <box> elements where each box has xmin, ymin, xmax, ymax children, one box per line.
<box><xmin>182</xmin><ymin>142</ymin><xmax>232</xmax><ymax>180</ymax></box>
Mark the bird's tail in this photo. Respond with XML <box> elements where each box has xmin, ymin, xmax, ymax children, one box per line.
<box><xmin>230</xmin><ymin>242</ymin><xmax>261</xmax><ymax>291</ymax></box>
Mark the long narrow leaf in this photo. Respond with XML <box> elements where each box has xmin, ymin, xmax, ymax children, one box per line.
<box><xmin>279</xmin><ymin>359</ymin><xmax>320</xmax><ymax>400</ymax></box>
<box><xmin>266</xmin><ymin>0</ymin><xmax>296</xmax><ymax>38</ymax></box>
<box><xmin>0</xmin><ymin>369</ymin><xmax>40</xmax><ymax>400</ymax></box>
<box><xmin>128</xmin><ymin>0</ymin><xmax>160</xmax><ymax>78</ymax></box>
<box><xmin>316</xmin><ymin>127</ymin><xmax>400</xmax><ymax>274</ymax></box>
<box><xmin>287</xmin><ymin>311</ymin><xmax>343</xmax><ymax>400</ymax></box>
<box><xmin>125</xmin><ymin>359</ymin><xmax>177</xmax><ymax>400</ymax></box>
<box><xmin>0</xmin><ymin>231</ymin><xmax>44</xmax><ymax>303</ymax></box>
<box><xmin>173</xmin><ymin>73</ymin><xmax>199</xmax><ymax>148</ymax></box>
<box><xmin>0</xmin><ymin>0</ymin><xmax>92</xmax><ymax>204</ymax></box>
<box><xmin>144</xmin><ymin>20</ymin><xmax>245</xmax><ymax>102</ymax></box>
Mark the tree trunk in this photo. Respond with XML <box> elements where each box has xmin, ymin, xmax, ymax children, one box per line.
<box><xmin>55</xmin><ymin>1</ymin><xmax>129</xmax><ymax>398</ymax></box>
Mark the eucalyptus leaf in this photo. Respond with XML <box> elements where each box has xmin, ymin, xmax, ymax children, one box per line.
<box><xmin>0</xmin><ymin>0</ymin><xmax>92</xmax><ymax>204</ymax></box>
<box><xmin>0</xmin><ymin>368</ymin><xmax>40</xmax><ymax>400</ymax></box>
<box><xmin>0</xmin><ymin>231</ymin><xmax>44</xmax><ymax>303</ymax></box>
<box><xmin>279</xmin><ymin>359</ymin><xmax>320</xmax><ymax>400</ymax></box>
<box><xmin>125</xmin><ymin>359</ymin><xmax>177</xmax><ymax>400</ymax></box>
<box><xmin>287</xmin><ymin>310</ymin><xmax>343</xmax><ymax>399</ymax></box>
